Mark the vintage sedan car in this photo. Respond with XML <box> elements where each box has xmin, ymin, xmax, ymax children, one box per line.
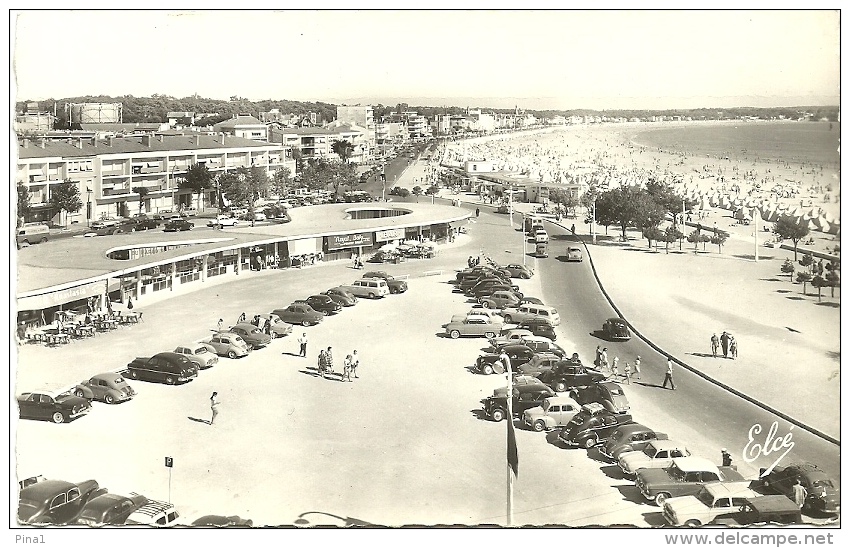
<box><xmin>203</xmin><ymin>333</ymin><xmax>252</xmax><ymax>358</ymax></box>
<box><xmin>600</xmin><ymin>422</ymin><xmax>668</xmax><ymax>461</ymax></box>
<box><xmin>503</xmin><ymin>264</ymin><xmax>534</xmax><ymax>279</ymax></box>
<box><xmin>445</xmin><ymin>317</ymin><xmax>502</xmax><ymax>339</ymax></box>
<box><xmin>228</xmin><ymin>323</ymin><xmax>272</xmax><ymax>349</ymax></box>
<box><xmin>557</xmin><ymin>403</ymin><xmax>634</xmax><ymax>449</ymax></box>
<box><xmin>126</xmin><ymin>352</ymin><xmax>199</xmax><ymax>385</ymax></box>
<box><xmin>17</xmin><ymin>389</ymin><xmax>92</xmax><ymax>424</ymax></box>
<box><xmin>711</xmin><ymin>495</ymin><xmax>803</xmax><ymax>526</ymax></box>
<box><xmin>125</xmin><ymin>499</ymin><xmax>181</xmax><ymax>527</ymax></box>
<box><xmin>490</xmin><ymin>328</ymin><xmax>535</xmax><ymax>350</ymax></box>
<box><xmin>618</xmin><ymin>440</ymin><xmax>691</xmax><ymax>477</ymax></box>
<box><xmin>570</xmin><ymin>382</ymin><xmax>630</xmax><ymax>414</ymax></box>
<box><xmin>163</xmin><ymin>218</ymin><xmax>194</xmax><ymax>232</ymax></box>
<box><xmin>474</xmin><ymin>345</ymin><xmax>536</xmax><ymax>374</ymax></box>
<box><xmin>467</xmin><ymin>281</ymin><xmax>522</xmax><ymax>300</ymax></box>
<box><xmin>522</xmin><ymin>396</ymin><xmax>582</xmax><ymax>432</ymax></box>
<box><xmin>207</xmin><ymin>215</ymin><xmax>239</xmax><ymax>228</ymax></box>
<box><xmin>566</xmin><ymin>246</ymin><xmax>583</xmax><ymax>262</ymax></box>
<box><xmin>272</xmin><ymin>304</ymin><xmax>324</xmax><ymax>327</ymax></box>
<box><xmin>635</xmin><ymin>457</ymin><xmax>746</xmax><ymax>506</ymax></box>
<box><xmin>520</xmin><ymin>335</ymin><xmax>567</xmax><ymax>358</ymax></box>
<box><xmin>481</xmin><ymin>384</ymin><xmax>556</xmax><ymax>422</ymax></box>
<box><xmin>192</xmin><ymin>514</ymin><xmax>254</xmax><ymax>527</ymax></box>
<box><xmin>480</xmin><ymin>290</ymin><xmax>521</xmax><ymax>310</ymax></box>
<box><xmin>602</xmin><ymin>317</ymin><xmax>631</xmax><ymax>341</ymax></box>
<box><xmin>760</xmin><ymin>462</ymin><xmax>840</xmax><ymax>515</ymax></box>
<box><xmin>255</xmin><ymin>314</ymin><xmax>294</xmax><ymax>338</ymax></box>
<box><xmin>517</xmin><ymin>352</ymin><xmax>563</xmax><ymax>377</ymax></box>
<box><xmin>18</xmin><ymin>479</ymin><xmax>101</xmax><ymax>525</ymax></box>
<box><xmin>520</xmin><ymin>296</ymin><xmax>544</xmax><ymax>306</ymax></box>
<box><xmin>663</xmin><ymin>483</ymin><xmax>760</xmax><ymax>527</ymax></box>
<box><xmin>502</xmin><ymin>304</ymin><xmax>560</xmax><ymax>326</ymax></box>
<box><xmin>174</xmin><ymin>342</ymin><xmax>219</xmax><ymax>369</ymax></box>
<box><xmin>519</xmin><ymin>318</ymin><xmax>557</xmax><ymax>340</ymax></box>
<box><xmin>323</xmin><ymin>287</ymin><xmax>358</xmax><ymax>306</ymax></box>
<box><xmin>74</xmin><ymin>372</ymin><xmax>137</xmax><ymax>404</ymax></box>
<box><xmin>539</xmin><ymin>361</ymin><xmax>606</xmax><ymax>393</ymax></box>
<box><xmin>75</xmin><ymin>492</ymin><xmax>148</xmax><ymax>526</ymax></box>
<box><xmin>296</xmin><ymin>295</ymin><xmax>343</xmax><ymax>316</ymax></box>
<box><xmin>451</xmin><ymin>308</ymin><xmax>504</xmax><ymax>324</ymax></box>
<box><xmin>362</xmin><ymin>271</ymin><xmax>408</xmax><ymax>294</ymax></box>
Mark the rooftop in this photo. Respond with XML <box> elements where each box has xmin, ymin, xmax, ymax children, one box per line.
<box><xmin>18</xmin><ymin>134</ymin><xmax>280</xmax><ymax>159</ymax></box>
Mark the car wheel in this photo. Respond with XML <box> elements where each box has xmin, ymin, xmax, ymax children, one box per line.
<box><xmin>74</xmin><ymin>389</ymin><xmax>85</xmax><ymax>398</ymax></box>
<box><xmin>491</xmin><ymin>408</ymin><xmax>506</xmax><ymax>422</ymax></box>
<box><xmin>482</xmin><ymin>301</ymin><xmax>491</xmax><ymax>308</ymax></box>
<box><xmin>52</xmin><ymin>412</ymin><xmax>65</xmax><ymax>424</ymax></box>
<box><xmin>482</xmin><ymin>364</ymin><xmax>494</xmax><ymax>375</ymax></box>
<box><xmin>503</xmin><ymin>315</ymin><xmax>512</xmax><ymax>323</ymax></box>
<box><xmin>130</xmin><ymin>370</ymin><xmax>138</xmax><ymax>379</ymax></box>
<box><xmin>583</xmin><ymin>435</ymin><xmax>598</xmax><ymax>449</ymax></box>
<box><xmin>449</xmin><ymin>330</ymin><xmax>460</xmax><ymax>339</ymax></box>
<box><xmin>484</xmin><ymin>331</ymin><xmax>496</xmax><ymax>339</ymax></box>
<box><xmin>40</xmin><ymin>237</ymin><xmax>48</xmax><ymax>244</ymax></box>
<box><xmin>104</xmin><ymin>394</ymin><xmax>115</xmax><ymax>404</ymax></box>
<box><xmin>165</xmin><ymin>376</ymin><xmax>175</xmax><ymax>385</ymax></box>
<box><xmin>301</xmin><ymin>320</ymin><xmax>311</xmax><ymax>327</ymax></box>
<box><xmin>654</xmin><ymin>492</ymin><xmax>671</xmax><ymax>506</ymax></box>
<box><xmin>533</xmin><ymin>420</ymin><xmax>546</xmax><ymax>432</ymax></box>
<box><xmin>684</xmin><ymin>519</ymin><xmax>701</xmax><ymax>527</ymax></box>
<box><xmin>554</xmin><ymin>381</ymin><xmax>567</xmax><ymax>393</ymax></box>
<box><xmin>368</xmin><ymin>292</ymin><xmax>376</xmax><ymax>299</ymax></box>
<box><xmin>321</xmin><ymin>310</ymin><xmax>329</xmax><ymax>316</ymax></box>
<box><xmin>227</xmin><ymin>350</ymin><xmax>237</xmax><ymax>359</ymax></box>
<box><xmin>523</xmin><ymin>273</ymin><xmax>530</xmax><ymax>279</ymax></box>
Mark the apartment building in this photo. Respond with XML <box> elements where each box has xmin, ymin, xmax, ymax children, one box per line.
<box><xmin>213</xmin><ymin>114</ymin><xmax>268</xmax><ymax>142</ymax></box>
<box><xmin>336</xmin><ymin>105</ymin><xmax>376</xmax><ymax>155</ymax></box>
<box><xmin>271</xmin><ymin>125</ymin><xmax>369</xmax><ymax>164</ymax></box>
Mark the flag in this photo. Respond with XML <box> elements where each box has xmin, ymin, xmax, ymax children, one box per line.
<box><xmin>507</xmin><ymin>415</ymin><xmax>519</xmax><ymax>478</ymax></box>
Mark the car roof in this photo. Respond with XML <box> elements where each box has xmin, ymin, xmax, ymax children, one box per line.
<box><xmin>746</xmin><ymin>495</ymin><xmax>803</xmax><ymax>513</ymax></box>
<box><xmin>703</xmin><ymin>482</ymin><xmax>757</xmax><ymax>498</ymax></box>
<box><xmin>20</xmin><ymin>479</ymin><xmax>77</xmax><ymax>499</ymax></box>
<box><xmin>233</xmin><ymin>322</ymin><xmax>259</xmax><ymax>330</ymax></box>
<box><xmin>612</xmin><ymin>422</ymin><xmax>652</xmax><ymax>435</ymax></box>
<box><xmin>647</xmin><ymin>439</ymin><xmax>686</xmax><ymax>451</ymax></box>
<box><xmin>672</xmin><ymin>457</ymin><xmax>720</xmax><ymax>473</ymax></box>
<box><xmin>90</xmin><ymin>372</ymin><xmax>122</xmax><ymax>382</ymax></box>
<box><xmin>608</xmin><ymin>317</ymin><xmax>627</xmax><ymax>324</ymax></box>
<box><xmin>523</xmin><ymin>335</ymin><xmax>553</xmax><ymax>343</ymax></box>
<box><xmin>545</xmin><ymin>396</ymin><xmax>580</xmax><ymax>406</ymax></box>
<box><xmin>129</xmin><ymin>499</ymin><xmax>175</xmax><ymax>518</ymax></box>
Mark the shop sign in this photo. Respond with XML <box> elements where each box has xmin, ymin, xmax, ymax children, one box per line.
<box><xmin>327</xmin><ymin>232</ymin><xmax>373</xmax><ymax>250</ymax></box>
<box><xmin>375</xmin><ymin>228</ymin><xmax>404</xmax><ymax>242</ymax></box>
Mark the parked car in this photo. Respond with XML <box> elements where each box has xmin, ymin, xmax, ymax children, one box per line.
<box><xmin>539</xmin><ymin>360</ymin><xmax>606</xmax><ymax>393</ymax></box>
<box><xmin>17</xmin><ymin>389</ymin><xmax>92</xmax><ymax>423</ymax></box>
<box><xmin>711</xmin><ymin>495</ymin><xmax>803</xmax><ymax>526</ymax></box>
<box><xmin>341</xmin><ymin>278</ymin><xmax>391</xmax><ymax>299</ymax></box>
<box><xmin>126</xmin><ymin>352</ymin><xmax>199</xmax><ymax>384</ymax></box>
<box><xmin>519</xmin><ymin>335</ymin><xmax>567</xmax><ymax>358</ymax></box>
<box><xmin>502</xmin><ymin>304</ymin><xmax>561</xmax><ymax>327</ymax></box>
<box><xmin>452</xmin><ymin>308</ymin><xmax>504</xmax><ymax>324</ymax></box>
<box><xmin>467</xmin><ymin>281</ymin><xmax>521</xmax><ymax>300</ymax></box>
<box><xmin>490</xmin><ymin>328</ymin><xmax>534</xmax><ymax>349</ymax></box>
<box><xmin>272</xmin><ymin>304</ymin><xmax>324</xmax><ymax>326</ymax></box>
<box><xmin>445</xmin><ymin>317</ymin><xmax>502</xmax><ymax>339</ymax></box>
<box><xmin>203</xmin><ymin>333</ymin><xmax>252</xmax><ymax>358</ymax></box>
<box><xmin>323</xmin><ymin>287</ymin><xmax>358</xmax><ymax>307</ymax></box>
<box><xmin>618</xmin><ymin>440</ymin><xmax>691</xmax><ymax>477</ymax></box>
<box><xmin>663</xmin><ymin>483</ymin><xmax>760</xmax><ymax>527</ymax></box>
<box><xmin>181</xmin><ymin>207</ymin><xmax>198</xmax><ymax>217</ymax></box>
<box><xmin>480</xmin><ymin>290</ymin><xmax>521</xmax><ymax>310</ymax></box>
<box><xmin>522</xmin><ymin>396</ymin><xmax>582</xmax><ymax>432</ymax></box>
<box><xmin>520</xmin><ymin>296</ymin><xmax>544</xmax><ymax>306</ymax></box>
<box><xmin>570</xmin><ymin>382</ymin><xmax>630</xmax><ymax>414</ymax></box>
<box><xmin>75</xmin><ymin>492</ymin><xmax>148</xmax><ymax>526</ymax></box>
<box><xmin>533</xmin><ymin>227</ymin><xmax>549</xmax><ymax>243</ymax></box>
<box><xmin>296</xmin><ymin>295</ymin><xmax>343</xmax><ymax>316</ymax></box>
<box><xmin>207</xmin><ymin>215</ymin><xmax>239</xmax><ymax>228</ymax></box>
<box><xmin>566</xmin><ymin>246</ymin><xmax>583</xmax><ymax>262</ymax></box>
<box><xmin>74</xmin><ymin>372</ymin><xmax>137</xmax><ymax>404</ymax></box>
<box><xmin>174</xmin><ymin>342</ymin><xmax>219</xmax><ymax>369</ymax></box>
<box><xmin>503</xmin><ymin>264</ymin><xmax>534</xmax><ymax>279</ymax></box>
<box><xmin>759</xmin><ymin>462</ymin><xmax>840</xmax><ymax>514</ymax></box>
<box><xmin>163</xmin><ymin>219</ymin><xmax>194</xmax><ymax>232</ymax></box>
<box><xmin>635</xmin><ymin>457</ymin><xmax>746</xmax><ymax>506</ymax></box>
<box><xmin>228</xmin><ymin>323</ymin><xmax>272</xmax><ymax>349</ymax></box>
<box><xmin>519</xmin><ymin>318</ymin><xmax>557</xmax><ymax>340</ymax></box>
<box><xmin>18</xmin><ymin>479</ymin><xmax>101</xmax><ymax>525</ymax></box>
<box><xmin>16</xmin><ymin>223</ymin><xmax>50</xmax><ymax>248</ymax></box>
<box><xmin>557</xmin><ymin>403</ymin><xmax>634</xmax><ymax>448</ymax></box>
<box><xmin>90</xmin><ymin>218</ymin><xmax>122</xmax><ymax>235</ymax></box>
<box><xmin>192</xmin><ymin>514</ymin><xmax>254</xmax><ymax>527</ymax></box>
<box><xmin>602</xmin><ymin>318</ymin><xmax>631</xmax><ymax>341</ymax></box>
<box><xmin>517</xmin><ymin>352</ymin><xmax>563</xmax><ymax>377</ymax></box>
<box><xmin>255</xmin><ymin>313</ymin><xmax>294</xmax><ymax>338</ymax></box>
<box><xmin>481</xmin><ymin>383</ymin><xmax>556</xmax><ymax>422</ymax></box>
<box><xmin>362</xmin><ymin>271</ymin><xmax>408</xmax><ymax>294</ymax></box>
<box><xmin>599</xmin><ymin>422</ymin><xmax>669</xmax><ymax>461</ymax></box>
<box><xmin>125</xmin><ymin>499</ymin><xmax>181</xmax><ymax>527</ymax></box>
<box><xmin>474</xmin><ymin>345</ymin><xmax>536</xmax><ymax>374</ymax></box>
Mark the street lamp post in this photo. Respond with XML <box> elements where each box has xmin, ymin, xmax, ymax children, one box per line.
<box><xmin>86</xmin><ymin>187</ymin><xmax>92</xmax><ymax>227</ymax></box>
<box><xmin>592</xmin><ymin>199</ymin><xmax>597</xmax><ymax>245</ymax></box>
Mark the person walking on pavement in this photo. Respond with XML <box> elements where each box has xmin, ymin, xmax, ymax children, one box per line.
<box><xmin>710</xmin><ymin>333</ymin><xmax>720</xmax><ymax>358</ymax></box>
<box><xmin>324</xmin><ymin>347</ymin><xmax>334</xmax><ymax>378</ymax></box>
<box><xmin>611</xmin><ymin>356</ymin><xmax>619</xmax><ymax>379</ymax></box>
<box><xmin>792</xmin><ymin>479</ymin><xmax>808</xmax><ymax>509</ymax></box>
<box><xmin>217</xmin><ymin>318</ymin><xmax>223</xmax><ymax>332</ymax></box>
<box><xmin>317</xmin><ymin>348</ymin><xmax>327</xmax><ymax>378</ymax></box>
<box><xmin>720</xmin><ymin>331</ymin><xmax>730</xmax><ymax>358</ymax></box>
<box><xmin>601</xmin><ymin>348</ymin><xmax>609</xmax><ymax>374</ymax></box>
<box><xmin>298</xmin><ymin>333</ymin><xmax>308</xmax><ymax>357</ymax></box>
<box><xmin>623</xmin><ymin>362</ymin><xmax>632</xmax><ymax>384</ymax></box>
<box><xmin>729</xmin><ymin>336</ymin><xmax>738</xmax><ymax>360</ymax></box>
<box><xmin>475</xmin><ymin>208</ymin><xmax>480</xmax><ymax>218</ymax></box>
<box><xmin>721</xmin><ymin>448</ymin><xmax>733</xmax><ymax>467</ymax></box>
<box><xmin>238</xmin><ymin>312</ymin><xmax>246</xmax><ymax>323</ymax></box>
<box><xmin>351</xmin><ymin>350</ymin><xmax>359</xmax><ymax>378</ymax></box>
<box><xmin>662</xmin><ymin>358</ymin><xmax>676</xmax><ymax>390</ymax></box>
<box><xmin>209</xmin><ymin>392</ymin><xmax>219</xmax><ymax>425</ymax></box>
<box><xmin>633</xmin><ymin>355</ymin><xmax>642</xmax><ymax>379</ymax></box>
<box><xmin>341</xmin><ymin>354</ymin><xmax>353</xmax><ymax>382</ymax></box>
<box><xmin>595</xmin><ymin>345</ymin><xmax>602</xmax><ymax>369</ymax></box>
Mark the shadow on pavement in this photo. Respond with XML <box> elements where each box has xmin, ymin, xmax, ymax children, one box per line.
<box><xmin>786</xmin><ymin>296</ymin><xmax>805</xmax><ymax>301</ymax></box>
<box><xmin>632</xmin><ymin>381</ymin><xmax>668</xmax><ymax>390</ymax></box>
<box><xmin>281</xmin><ymin>352</ymin><xmax>301</xmax><ymax>357</ymax></box>
<box><xmin>599</xmin><ymin>465</ymin><xmax>626</xmax><ymax>480</ymax></box>
<box><xmin>469</xmin><ymin>409</ymin><xmax>491</xmax><ymax>422</ymax></box>
<box><xmin>586</xmin><ymin>447</ymin><xmax>610</xmax><ymax>464</ymax></box>
<box><xmin>738</xmin><ymin>254</ymin><xmax>776</xmax><ymax>261</ymax></box>
<box><xmin>776</xmin><ymin>289</ymin><xmax>792</xmax><ymax>293</ymax></box>
<box><xmin>588</xmin><ymin>330</ymin><xmax>610</xmax><ymax>341</ymax></box>
<box><xmin>760</xmin><ymin>277</ymin><xmax>784</xmax><ymax>282</ymax></box>
<box><xmin>816</xmin><ymin>301</ymin><xmax>840</xmax><ymax>308</ymax></box>
<box><xmin>614</xmin><ymin>485</ymin><xmax>650</xmax><ymax>506</ymax></box>
<box><xmin>188</xmin><ymin>417</ymin><xmax>210</xmax><ymax>424</ymax></box>
<box><xmin>641</xmin><ymin>511</ymin><xmax>667</xmax><ymax>527</ymax></box>
<box><xmin>688</xmin><ymin>352</ymin><xmax>716</xmax><ymax>358</ymax></box>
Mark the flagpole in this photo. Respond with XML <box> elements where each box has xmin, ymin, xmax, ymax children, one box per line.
<box><xmin>504</xmin><ymin>352</ymin><xmax>514</xmax><ymax>526</ymax></box>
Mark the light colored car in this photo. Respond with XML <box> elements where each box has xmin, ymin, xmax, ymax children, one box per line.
<box><xmin>444</xmin><ymin>317</ymin><xmax>502</xmax><ymax>339</ymax></box>
<box><xmin>480</xmin><ymin>290</ymin><xmax>521</xmax><ymax>309</ymax></box>
<box><xmin>125</xmin><ymin>499</ymin><xmax>181</xmax><ymax>527</ymax></box>
<box><xmin>341</xmin><ymin>278</ymin><xmax>390</xmax><ymax>299</ymax></box>
<box><xmin>502</xmin><ymin>304</ymin><xmax>561</xmax><ymax>326</ymax></box>
<box><xmin>522</xmin><ymin>396</ymin><xmax>582</xmax><ymax>432</ymax></box>
<box><xmin>618</xmin><ymin>440</ymin><xmax>692</xmax><ymax>477</ymax></box>
<box><xmin>256</xmin><ymin>314</ymin><xmax>294</xmax><ymax>338</ymax></box>
<box><xmin>207</xmin><ymin>215</ymin><xmax>238</xmax><ymax>228</ymax></box>
<box><xmin>534</xmin><ymin>228</ymin><xmax>549</xmax><ymax>243</ymax></box>
<box><xmin>490</xmin><ymin>328</ymin><xmax>534</xmax><ymax>349</ymax></box>
<box><xmin>566</xmin><ymin>246</ymin><xmax>583</xmax><ymax>262</ymax></box>
<box><xmin>174</xmin><ymin>343</ymin><xmax>219</xmax><ymax>369</ymax></box>
<box><xmin>203</xmin><ymin>333</ymin><xmax>251</xmax><ymax>358</ymax></box>
<box><xmin>451</xmin><ymin>308</ymin><xmax>504</xmax><ymax>324</ymax></box>
<box><xmin>74</xmin><ymin>372</ymin><xmax>137</xmax><ymax>404</ymax></box>
<box><xmin>663</xmin><ymin>483</ymin><xmax>759</xmax><ymax>527</ymax></box>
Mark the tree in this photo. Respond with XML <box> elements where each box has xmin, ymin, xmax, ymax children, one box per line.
<box><xmin>798</xmin><ymin>253</ymin><xmax>814</xmax><ymax>273</ymax></box>
<box><xmin>390</xmin><ymin>186</ymin><xmax>410</xmax><ymax>198</ymax></box>
<box><xmin>662</xmin><ymin>226</ymin><xmax>683</xmax><ymax>254</ymax></box>
<box><xmin>643</xmin><ymin>226</ymin><xmax>664</xmax><ymax>250</ymax></box>
<box><xmin>548</xmin><ymin>188</ymin><xmax>580</xmax><ymax>217</ymax></box>
<box><xmin>687</xmin><ymin>229</ymin><xmax>702</xmax><ymax>253</ymax></box>
<box><xmin>594</xmin><ymin>185</ymin><xmax>664</xmax><ymax>241</ymax></box>
<box><xmin>710</xmin><ymin>232</ymin><xmax>728</xmax><ymax>254</ymax></box>
<box><xmin>331</xmin><ymin>139</ymin><xmax>354</xmax><ymax>164</ymax></box>
<box><xmin>412</xmin><ymin>186</ymin><xmax>423</xmax><ymax>196</ymax></box>
<box><xmin>796</xmin><ymin>271</ymin><xmax>812</xmax><ymax>294</ymax></box>
<box><xmin>825</xmin><ymin>268</ymin><xmax>840</xmax><ymax>298</ymax></box>
<box><xmin>700</xmin><ymin>234</ymin><xmax>712</xmax><ymax>251</ymax></box>
<box><xmin>132</xmin><ymin>186</ymin><xmax>150</xmax><ymax>214</ymax></box>
<box><xmin>811</xmin><ymin>275</ymin><xmax>826</xmax><ymax>302</ymax></box>
<box><xmin>271</xmin><ymin>167</ymin><xmax>293</xmax><ymax>199</ymax></box>
<box><xmin>17</xmin><ymin>183</ymin><xmax>32</xmax><ymax>227</ymax></box>
<box><xmin>774</xmin><ymin>216</ymin><xmax>809</xmax><ymax>260</ymax></box>
<box><xmin>426</xmin><ymin>184</ymin><xmax>440</xmax><ymax>196</ymax></box>
<box><xmin>49</xmin><ymin>179</ymin><xmax>82</xmax><ymax>227</ymax></box>
<box><xmin>780</xmin><ymin>258</ymin><xmax>795</xmax><ymax>279</ymax></box>
<box><xmin>180</xmin><ymin>163</ymin><xmax>214</xmax><ymax>210</ymax></box>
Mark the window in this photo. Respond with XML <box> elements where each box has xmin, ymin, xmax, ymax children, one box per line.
<box><xmin>657</xmin><ymin>451</ymin><xmax>669</xmax><ymax>459</ymax></box>
<box><xmin>68</xmin><ymin>488</ymin><xmax>80</xmax><ymax>501</ymax></box>
<box><xmin>685</xmin><ymin>472</ymin><xmax>701</xmax><ymax>482</ymax></box>
<box><xmin>550</xmin><ymin>406</ymin><xmax>560</xmax><ymax>412</ymax></box>
<box><xmin>715</xmin><ymin>498</ymin><xmax>731</xmax><ymax>508</ymax></box>
<box><xmin>50</xmin><ymin>493</ymin><xmax>67</xmax><ymax>509</ymax></box>
<box><xmin>156</xmin><ymin>516</ymin><xmax>167</xmax><ymax>525</ymax></box>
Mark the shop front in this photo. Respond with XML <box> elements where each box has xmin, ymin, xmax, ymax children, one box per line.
<box><xmin>324</xmin><ymin>232</ymin><xmax>376</xmax><ymax>262</ymax></box>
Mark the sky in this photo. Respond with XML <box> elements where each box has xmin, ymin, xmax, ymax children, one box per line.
<box><xmin>10</xmin><ymin>9</ymin><xmax>841</xmax><ymax>111</ymax></box>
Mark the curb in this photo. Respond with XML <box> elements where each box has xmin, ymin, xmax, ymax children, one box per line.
<box><xmin>542</xmin><ymin>218</ymin><xmax>840</xmax><ymax>447</ymax></box>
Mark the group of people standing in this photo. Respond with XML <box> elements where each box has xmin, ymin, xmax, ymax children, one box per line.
<box><xmin>316</xmin><ymin>346</ymin><xmax>359</xmax><ymax>382</ymax></box>
<box><xmin>594</xmin><ymin>346</ymin><xmax>642</xmax><ymax>384</ymax></box>
<box><xmin>710</xmin><ymin>331</ymin><xmax>738</xmax><ymax>359</ymax></box>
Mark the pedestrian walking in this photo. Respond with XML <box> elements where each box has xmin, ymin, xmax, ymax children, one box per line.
<box><xmin>792</xmin><ymin>479</ymin><xmax>808</xmax><ymax>509</ymax></box>
<box><xmin>341</xmin><ymin>355</ymin><xmax>353</xmax><ymax>382</ymax></box>
<box><xmin>217</xmin><ymin>318</ymin><xmax>223</xmax><ymax>332</ymax></box>
<box><xmin>209</xmin><ymin>392</ymin><xmax>219</xmax><ymax>425</ymax></box>
<box><xmin>633</xmin><ymin>355</ymin><xmax>642</xmax><ymax>379</ymax></box>
<box><xmin>324</xmin><ymin>347</ymin><xmax>334</xmax><ymax>378</ymax></box>
<box><xmin>720</xmin><ymin>331</ymin><xmax>730</xmax><ymax>358</ymax></box>
<box><xmin>730</xmin><ymin>336</ymin><xmax>738</xmax><ymax>360</ymax></box>
<box><xmin>594</xmin><ymin>345</ymin><xmax>602</xmax><ymax>369</ymax></box>
<box><xmin>662</xmin><ymin>358</ymin><xmax>676</xmax><ymax>390</ymax></box>
<box><xmin>710</xmin><ymin>333</ymin><xmax>720</xmax><ymax>358</ymax></box>
<box><xmin>317</xmin><ymin>348</ymin><xmax>327</xmax><ymax>378</ymax></box>
<box><xmin>611</xmin><ymin>356</ymin><xmax>619</xmax><ymax>378</ymax></box>
<box><xmin>351</xmin><ymin>350</ymin><xmax>359</xmax><ymax>378</ymax></box>
<box><xmin>623</xmin><ymin>362</ymin><xmax>632</xmax><ymax>384</ymax></box>
<box><xmin>475</xmin><ymin>208</ymin><xmax>480</xmax><ymax>218</ymax></box>
<box><xmin>238</xmin><ymin>312</ymin><xmax>246</xmax><ymax>323</ymax></box>
<box><xmin>721</xmin><ymin>448</ymin><xmax>733</xmax><ymax>467</ymax></box>
<box><xmin>298</xmin><ymin>333</ymin><xmax>308</xmax><ymax>357</ymax></box>
<box><xmin>570</xmin><ymin>223</ymin><xmax>576</xmax><ymax>234</ymax></box>
<box><xmin>601</xmin><ymin>348</ymin><xmax>609</xmax><ymax>373</ymax></box>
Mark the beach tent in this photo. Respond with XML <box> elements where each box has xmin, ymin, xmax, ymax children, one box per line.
<box><xmin>734</xmin><ymin>208</ymin><xmax>753</xmax><ymax>221</ymax></box>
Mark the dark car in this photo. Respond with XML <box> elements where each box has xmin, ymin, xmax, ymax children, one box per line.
<box><xmin>18</xmin><ymin>479</ymin><xmax>101</xmax><ymax>525</ymax></box>
<box><xmin>126</xmin><ymin>216</ymin><xmax>160</xmax><ymax>231</ymax></box>
<box><xmin>296</xmin><ymin>295</ymin><xmax>343</xmax><ymax>315</ymax></box>
<box><xmin>75</xmin><ymin>492</ymin><xmax>148</xmax><ymax>526</ymax></box>
<box><xmin>520</xmin><ymin>296</ymin><xmax>545</xmax><ymax>306</ymax></box>
<box><xmin>163</xmin><ymin>219</ymin><xmax>194</xmax><ymax>232</ymax></box>
<box><xmin>192</xmin><ymin>514</ymin><xmax>254</xmax><ymax>527</ymax></box>
<box><xmin>635</xmin><ymin>457</ymin><xmax>746</xmax><ymax>506</ymax></box>
<box><xmin>518</xmin><ymin>318</ymin><xmax>557</xmax><ymax>340</ymax></box>
<box><xmin>712</xmin><ymin>495</ymin><xmax>803</xmax><ymax>526</ymax></box>
<box><xmin>458</xmin><ymin>273</ymin><xmax>505</xmax><ymax>291</ymax></box>
<box><xmin>481</xmin><ymin>384</ymin><xmax>556</xmax><ymax>422</ymax></box>
<box><xmin>17</xmin><ymin>390</ymin><xmax>92</xmax><ymax>424</ymax></box>
<box><xmin>272</xmin><ymin>304</ymin><xmax>324</xmax><ymax>326</ymax></box>
<box><xmin>467</xmin><ymin>278</ymin><xmax>520</xmax><ymax>296</ymax></box>
<box><xmin>602</xmin><ymin>318</ymin><xmax>631</xmax><ymax>341</ymax></box>
<box><xmin>474</xmin><ymin>345</ymin><xmax>536</xmax><ymax>374</ymax></box>
<box><xmin>126</xmin><ymin>352</ymin><xmax>199</xmax><ymax>384</ymax></box>
<box><xmin>760</xmin><ymin>462</ymin><xmax>841</xmax><ymax>514</ymax></box>
<box><xmin>570</xmin><ymin>382</ymin><xmax>630</xmax><ymax>414</ymax></box>
<box><xmin>322</xmin><ymin>287</ymin><xmax>358</xmax><ymax>306</ymax></box>
<box><xmin>539</xmin><ymin>360</ymin><xmax>606</xmax><ymax>393</ymax></box>
<box><xmin>362</xmin><ymin>271</ymin><xmax>408</xmax><ymax>294</ymax></box>
<box><xmin>557</xmin><ymin>403</ymin><xmax>634</xmax><ymax>448</ymax></box>
<box><xmin>229</xmin><ymin>323</ymin><xmax>273</xmax><ymax>349</ymax></box>
<box><xmin>600</xmin><ymin>422</ymin><xmax>669</xmax><ymax>461</ymax></box>
<box><xmin>517</xmin><ymin>353</ymin><xmax>563</xmax><ymax>377</ymax></box>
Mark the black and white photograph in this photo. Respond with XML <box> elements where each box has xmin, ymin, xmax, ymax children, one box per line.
<box><xmin>8</xmin><ymin>8</ymin><xmax>841</xmax><ymax>539</ymax></box>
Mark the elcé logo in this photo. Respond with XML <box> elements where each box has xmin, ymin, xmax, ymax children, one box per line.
<box><xmin>742</xmin><ymin>421</ymin><xmax>794</xmax><ymax>477</ymax></box>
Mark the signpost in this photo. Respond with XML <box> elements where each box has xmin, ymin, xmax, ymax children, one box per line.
<box><xmin>164</xmin><ymin>456</ymin><xmax>173</xmax><ymax>503</ymax></box>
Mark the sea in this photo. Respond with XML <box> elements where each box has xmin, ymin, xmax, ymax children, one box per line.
<box><xmin>628</xmin><ymin>121</ymin><xmax>840</xmax><ymax>168</ymax></box>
